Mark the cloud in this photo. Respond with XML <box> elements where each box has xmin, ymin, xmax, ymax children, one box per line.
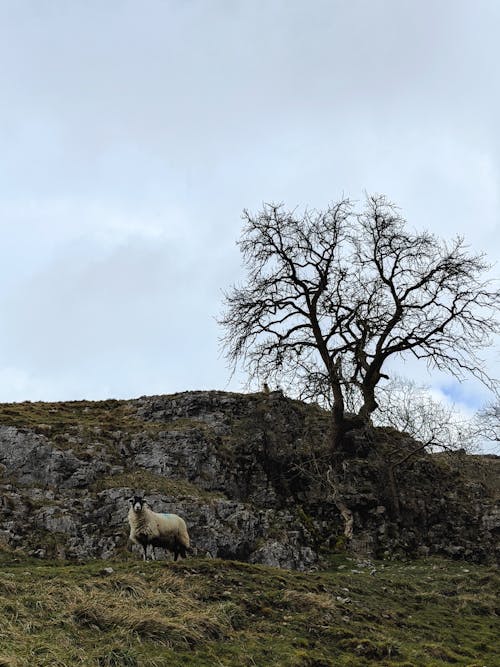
<box><xmin>0</xmin><ymin>232</ymin><xmax>238</xmax><ymax>400</ymax></box>
<box><xmin>0</xmin><ymin>0</ymin><xmax>497</xmax><ymax>427</ymax></box>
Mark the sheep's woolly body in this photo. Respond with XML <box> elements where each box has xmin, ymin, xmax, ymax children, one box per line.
<box><xmin>128</xmin><ymin>503</ymin><xmax>190</xmax><ymax>561</ymax></box>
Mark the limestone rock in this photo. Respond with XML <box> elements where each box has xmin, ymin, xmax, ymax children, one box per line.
<box><xmin>0</xmin><ymin>391</ymin><xmax>498</xmax><ymax>568</ymax></box>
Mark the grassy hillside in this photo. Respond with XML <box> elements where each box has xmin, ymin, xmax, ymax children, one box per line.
<box><xmin>0</xmin><ymin>551</ymin><xmax>497</xmax><ymax>666</ymax></box>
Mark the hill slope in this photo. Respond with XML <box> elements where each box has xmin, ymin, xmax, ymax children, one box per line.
<box><xmin>0</xmin><ymin>552</ymin><xmax>498</xmax><ymax>666</ymax></box>
<box><xmin>0</xmin><ymin>390</ymin><xmax>498</xmax><ymax>567</ymax></box>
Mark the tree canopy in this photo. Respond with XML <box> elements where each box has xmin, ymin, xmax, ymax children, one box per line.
<box><xmin>220</xmin><ymin>194</ymin><xmax>499</xmax><ymax>449</ymax></box>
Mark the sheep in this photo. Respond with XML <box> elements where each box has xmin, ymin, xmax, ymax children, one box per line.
<box><xmin>127</xmin><ymin>495</ymin><xmax>190</xmax><ymax>561</ymax></box>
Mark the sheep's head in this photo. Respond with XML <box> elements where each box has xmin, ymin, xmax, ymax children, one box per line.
<box><xmin>128</xmin><ymin>495</ymin><xmax>147</xmax><ymax>513</ymax></box>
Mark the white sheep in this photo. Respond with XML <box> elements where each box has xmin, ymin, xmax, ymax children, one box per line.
<box><xmin>127</xmin><ymin>495</ymin><xmax>190</xmax><ymax>561</ymax></box>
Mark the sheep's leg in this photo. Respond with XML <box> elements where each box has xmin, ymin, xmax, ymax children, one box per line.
<box><xmin>142</xmin><ymin>544</ymin><xmax>148</xmax><ymax>561</ymax></box>
<box><xmin>151</xmin><ymin>548</ymin><xmax>156</xmax><ymax>561</ymax></box>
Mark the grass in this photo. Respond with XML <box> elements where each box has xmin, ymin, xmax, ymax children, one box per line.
<box><xmin>0</xmin><ymin>554</ymin><xmax>497</xmax><ymax>666</ymax></box>
<box><xmin>0</xmin><ymin>397</ymin><xmax>219</xmax><ymax>438</ymax></box>
<box><xmin>0</xmin><ymin>399</ymin><xmax>130</xmax><ymax>434</ymax></box>
<box><xmin>0</xmin><ymin>399</ymin><xmax>210</xmax><ymax>461</ymax></box>
<box><xmin>0</xmin><ymin>395</ymin><xmax>498</xmax><ymax>664</ymax></box>
<box><xmin>92</xmin><ymin>470</ymin><xmax>225</xmax><ymax>500</ymax></box>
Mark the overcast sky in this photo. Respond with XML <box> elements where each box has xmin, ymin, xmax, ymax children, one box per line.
<box><xmin>0</xmin><ymin>1</ymin><xmax>499</xmax><ymax>430</ymax></box>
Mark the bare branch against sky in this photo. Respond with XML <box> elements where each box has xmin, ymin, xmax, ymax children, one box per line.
<box><xmin>219</xmin><ymin>195</ymin><xmax>499</xmax><ymax>450</ymax></box>
<box><xmin>0</xmin><ymin>1</ymin><xmax>498</xmax><ymax>451</ymax></box>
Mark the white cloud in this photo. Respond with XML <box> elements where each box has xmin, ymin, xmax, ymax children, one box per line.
<box><xmin>0</xmin><ymin>0</ymin><xmax>497</xmax><ymax>415</ymax></box>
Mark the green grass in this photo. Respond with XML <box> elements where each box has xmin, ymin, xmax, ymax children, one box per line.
<box><xmin>0</xmin><ymin>399</ymin><xmax>130</xmax><ymax>433</ymax></box>
<box><xmin>92</xmin><ymin>470</ymin><xmax>225</xmax><ymax>500</ymax></box>
<box><xmin>0</xmin><ymin>554</ymin><xmax>497</xmax><ymax>666</ymax></box>
<box><xmin>0</xmin><ymin>399</ymin><xmax>209</xmax><ymax>460</ymax></box>
<box><xmin>0</xmin><ymin>397</ymin><xmax>220</xmax><ymax>438</ymax></box>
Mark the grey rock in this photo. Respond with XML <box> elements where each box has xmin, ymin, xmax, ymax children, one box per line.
<box><xmin>0</xmin><ymin>391</ymin><xmax>498</xmax><ymax>568</ymax></box>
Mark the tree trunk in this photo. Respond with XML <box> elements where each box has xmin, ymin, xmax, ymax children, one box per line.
<box><xmin>329</xmin><ymin>370</ymin><xmax>346</xmax><ymax>452</ymax></box>
<box><xmin>359</xmin><ymin>382</ymin><xmax>378</xmax><ymax>422</ymax></box>
<box><xmin>330</xmin><ymin>410</ymin><xmax>344</xmax><ymax>452</ymax></box>
<box><xmin>327</xmin><ymin>467</ymin><xmax>354</xmax><ymax>542</ymax></box>
<box><xmin>336</xmin><ymin>499</ymin><xmax>354</xmax><ymax>540</ymax></box>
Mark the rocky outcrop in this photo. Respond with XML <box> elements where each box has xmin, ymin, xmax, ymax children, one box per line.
<box><xmin>0</xmin><ymin>391</ymin><xmax>498</xmax><ymax>568</ymax></box>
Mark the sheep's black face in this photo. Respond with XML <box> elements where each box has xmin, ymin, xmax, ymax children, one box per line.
<box><xmin>129</xmin><ymin>496</ymin><xmax>145</xmax><ymax>512</ymax></box>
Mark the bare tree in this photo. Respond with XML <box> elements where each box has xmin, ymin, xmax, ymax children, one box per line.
<box><xmin>475</xmin><ymin>402</ymin><xmax>500</xmax><ymax>448</ymax></box>
<box><xmin>350</xmin><ymin>197</ymin><xmax>498</xmax><ymax>421</ymax></box>
<box><xmin>220</xmin><ymin>194</ymin><xmax>499</xmax><ymax>452</ymax></box>
<box><xmin>374</xmin><ymin>376</ymin><xmax>483</xmax><ymax>517</ymax></box>
<box><xmin>375</xmin><ymin>376</ymin><xmax>480</xmax><ymax>455</ymax></box>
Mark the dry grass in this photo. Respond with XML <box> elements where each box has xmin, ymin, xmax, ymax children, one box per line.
<box><xmin>0</xmin><ymin>657</ymin><xmax>18</xmax><ymax>667</ymax></box>
<box><xmin>69</xmin><ymin>583</ymin><xmax>236</xmax><ymax>648</ymax></box>
<box><xmin>0</xmin><ymin>556</ymin><xmax>497</xmax><ymax>666</ymax></box>
<box><xmin>92</xmin><ymin>470</ymin><xmax>223</xmax><ymax>500</ymax></box>
<box><xmin>282</xmin><ymin>589</ymin><xmax>337</xmax><ymax>613</ymax></box>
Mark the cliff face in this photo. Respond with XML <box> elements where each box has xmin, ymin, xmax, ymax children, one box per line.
<box><xmin>0</xmin><ymin>391</ymin><xmax>498</xmax><ymax>569</ymax></box>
